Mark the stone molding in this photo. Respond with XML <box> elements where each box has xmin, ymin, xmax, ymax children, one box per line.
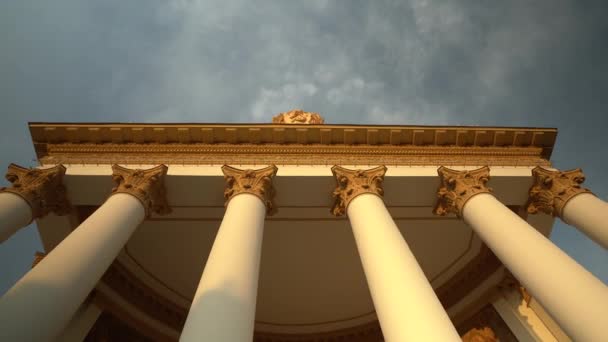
<box><xmin>434</xmin><ymin>166</ymin><xmax>492</xmax><ymax>217</ymax></box>
<box><xmin>272</xmin><ymin>109</ymin><xmax>325</xmax><ymax>124</ymax></box>
<box><xmin>222</xmin><ymin>165</ymin><xmax>278</xmax><ymax>215</ymax></box>
<box><xmin>0</xmin><ymin>163</ymin><xmax>70</xmax><ymax>219</ymax></box>
<box><xmin>526</xmin><ymin>166</ymin><xmax>592</xmax><ymax>217</ymax></box>
<box><xmin>29</xmin><ymin>123</ymin><xmax>556</xmax><ymax>152</ymax></box>
<box><xmin>111</xmin><ymin>164</ymin><xmax>171</xmax><ymax>216</ymax></box>
<box><xmin>330</xmin><ymin>165</ymin><xmax>387</xmax><ymax>217</ymax></box>
<box><xmin>37</xmin><ymin>144</ymin><xmax>551</xmax><ymax>167</ymax></box>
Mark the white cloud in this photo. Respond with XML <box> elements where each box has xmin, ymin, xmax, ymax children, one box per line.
<box><xmin>251</xmin><ymin>82</ymin><xmax>318</xmax><ymax>120</ymax></box>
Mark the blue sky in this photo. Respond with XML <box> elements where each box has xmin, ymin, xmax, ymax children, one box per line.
<box><xmin>1</xmin><ymin>1</ymin><xmax>606</xmax><ymax>295</ymax></box>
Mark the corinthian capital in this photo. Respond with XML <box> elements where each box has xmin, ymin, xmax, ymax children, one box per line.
<box><xmin>0</xmin><ymin>163</ymin><xmax>70</xmax><ymax>219</ymax></box>
<box><xmin>434</xmin><ymin>166</ymin><xmax>492</xmax><ymax>217</ymax></box>
<box><xmin>331</xmin><ymin>165</ymin><xmax>387</xmax><ymax>217</ymax></box>
<box><xmin>111</xmin><ymin>165</ymin><xmax>171</xmax><ymax>216</ymax></box>
<box><xmin>222</xmin><ymin>165</ymin><xmax>278</xmax><ymax>215</ymax></box>
<box><xmin>526</xmin><ymin>167</ymin><xmax>592</xmax><ymax>217</ymax></box>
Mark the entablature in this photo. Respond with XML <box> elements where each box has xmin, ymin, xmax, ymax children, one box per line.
<box><xmin>29</xmin><ymin>123</ymin><xmax>556</xmax><ymax>167</ymax></box>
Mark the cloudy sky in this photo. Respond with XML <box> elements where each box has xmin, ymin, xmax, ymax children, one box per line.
<box><xmin>1</xmin><ymin>1</ymin><xmax>606</xmax><ymax>294</ymax></box>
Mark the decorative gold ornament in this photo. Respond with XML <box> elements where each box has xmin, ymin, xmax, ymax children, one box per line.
<box><xmin>272</xmin><ymin>109</ymin><xmax>325</xmax><ymax>124</ymax></box>
<box><xmin>434</xmin><ymin>166</ymin><xmax>492</xmax><ymax>217</ymax></box>
<box><xmin>111</xmin><ymin>164</ymin><xmax>171</xmax><ymax>216</ymax></box>
<box><xmin>330</xmin><ymin>165</ymin><xmax>387</xmax><ymax>216</ymax></box>
<box><xmin>526</xmin><ymin>166</ymin><xmax>592</xmax><ymax>217</ymax></box>
<box><xmin>222</xmin><ymin>165</ymin><xmax>278</xmax><ymax>215</ymax></box>
<box><xmin>0</xmin><ymin>163</ymin><xmax>70</xmax><ymax>219</ymax></box>
<box><xmin>461</xmin><ymin>327</ymin><xmax>498</xmax><ymax>342</ymax></box>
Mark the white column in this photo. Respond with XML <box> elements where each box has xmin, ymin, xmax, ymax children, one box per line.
<box><xmin>180</xmin><ymin>193</ymin><xmax>267</xmax><ymax>342</ymax></box>
<box><xmin>0</xmin><ymin>163</ymin><xmax>68</xmax><ymax>243</ymax></box>
<box><xmin>463</xmin><ymin>193</ymin><xmax>608</xmax><ymax>342</ymax></box>
<box><xmin>0</xmin><ymin>193</ymin><xmax>145</xmax><ymax>341</ymax></box>
<box><xmin>55</xmin><ymin>299</ymin><xmax>102</xmax><ymax>342</ymax></box>
<box><xmin>561</xmin><ymin>193</ymin><xmax>608</xmax><ymax>249</ymax></box>
<box><xmin>0</xmin><ymin>192</ymin><xmax>32</xmax><ymax>243</ymax></box>
<box><xmin>347</xmin><ymin>194</ymin><xmax>461</xmax><ymax>342</ymax></box>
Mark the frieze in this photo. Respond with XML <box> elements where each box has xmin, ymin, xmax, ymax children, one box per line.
<box><xmin>36</xmin><ymin>143</ymin><xmax>551</xmax><ymax>167</ymax></box>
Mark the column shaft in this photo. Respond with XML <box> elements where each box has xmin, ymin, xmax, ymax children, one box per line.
<box><xmin>562</xmin><ymin>193</ymin><xmax>608</xmax><ymax>249</ymax></box>
<box><xmin>55</xmin><ymin>299</ymin><xmax>102</xmax><ymax>342</ymax></box>
<box><xmin>347</xmin><ymin>194</ymin><xmax>461</xmax><ymax>342</ymax></box>
<box><xmin>0</xmin><ymin>193</ymin><xmax>145</xmax><ymax>341</ymax></box>
<box><xmin>0</xmin><ymin>192</ymin><xmax>32</xmax><ymax>242</ymax></box>
<box><xmin>463</xmin><ymin>193</ymin><xmax>608</xmax><ymax>342</ymax></box>
<box><xmin>180</xmin><ymin>193</ymin><xmax>266</xmax><ymax>342</ymax></box>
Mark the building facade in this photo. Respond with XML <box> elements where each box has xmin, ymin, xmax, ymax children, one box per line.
<box><xmin>0</xmin><ymin>111</ymin><xmax>607</xmax><ymax>341</ymax></box>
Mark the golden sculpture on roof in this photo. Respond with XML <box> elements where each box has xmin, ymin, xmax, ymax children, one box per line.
<box><xmin>272</xmin><ymin>109</ymin><xmax>325</xmax><ymax>124</ymax></box>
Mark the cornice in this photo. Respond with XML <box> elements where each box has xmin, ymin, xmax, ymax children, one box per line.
<box><xmin>35</xmin><ymin>143</ymin><xmax>551</xmax><ymax>167</ymax></box>
<box><xmin>29</xmin><ymin>123</ymin><xmax>556</xmax><ymax>160</ymax></box>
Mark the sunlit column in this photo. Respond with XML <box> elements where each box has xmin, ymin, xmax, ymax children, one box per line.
<box><xmin>0</xmin><ymin>165</ymin><xmax>170</xmax><ymax>341</ymax></box>
<box><xmin>528</xmin><ymin>166</ymin><xmax>608</xmax><ymax>249</ymax></box>
<box><xmin>180</xmin><ymin>165</ymin><xmax>277</xmax><ymax>342</ymax></box>
<box><xmin>0</xmin><ymin>164</ymin><xmax>70</xmax><ymax>242</ymax></box>
<box><xmin>435</xmin><ymin>166</ymin><xmax>608</xmax><ymax>342</ymax></box>
<box><xmin>331</xmin><ymin>166</ymin><xmax>460</xmax><ymax>342</ymax></box>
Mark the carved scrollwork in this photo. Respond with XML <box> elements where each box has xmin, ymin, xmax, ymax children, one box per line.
<box><xmin>526</xmin><ymin>166</ymin><xmax>592</xmax><ymax>217</ymax></box>
<box><xmin>461</xmin><ymin>327</ymin><xmax>498</xmax><ymax>342</ymax></box>
<box><xmin>330</xmin><ymin>165</ymin><xmax>387</xmax><ymax>217</ymax></box>
<box><xmin>434</xmin><ymin>166</ymin><xmax>492</xmax><ymax>217</ymax></box>
<box><xmin>111</xmin><ymin>164</ymin><xmax>171</xmax><ymax>216</ymax></box>
<box><xmin>0</xmin><ymin>163</ymin><xmax>70</xmax><ymax>219</ymax></box>
<box><xmin>272</xmin><ymin>109</ymin><xmax>325</xmax><ymax>124</ymax></box>
<box><xmin>222</xmin><ymin>165</ymin><xmax>278</xmax><ymax>215</ymax></box>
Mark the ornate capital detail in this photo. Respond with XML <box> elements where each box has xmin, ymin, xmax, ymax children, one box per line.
<box><xmin>330</xmin><ymin>165</ymin><xmax>387</xmax><ymax>217</ymax></box>
<box><xmin>461</xmin><ymin>327</ymin><xmax>498</xmax><ymax>342</ymax></box>
<box><xmin>0</xmin><ymin>163</ymin><xmax>70</xmax><ymax>219</ymax></box>
<box><xmin>111</xmin><ymin>164</ymin><xmax>171</xmax><ymax>216</ymax></box>
<box><xmin>526</xmin><ymin>166</ymin><xmax>592</xmax><ymax>217</ymax></box>
<box><xmin>434</xmin><ymin>166</ymin><xmax>492</xmax><ymax>217</ymax></box>
<box><xmin>272</xmin><ymin>109</ymin><xmax>325</xmax><ymax>124</ymax></box>
<box><xmin>222</xmin><ymin>165</ymin><xmax>278</xmax><ymax>214</ymax></box>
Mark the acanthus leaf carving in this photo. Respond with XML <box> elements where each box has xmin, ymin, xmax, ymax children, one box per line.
<box><xmin>0</xmin><ymin>163</ymin><xmax>70</xmax><ymax>219</ymax></box>
<box><xmin>461</xmin><ymin>327</ymin><xmax>498</xmax><ymax>342</ymax></box>
<box><xmin>222</xmin><ymin>165</ymin><xmax>278</xmax><ymax>215</ymax></box>
<box><xmin>272</xmin><ymin>109</ymin><xmax>325</xmax><ymax>124</ymax></box>
<box><xmin>434</xmin><ymin>166</ymin><xmax>492</xmax><ymax>217</ymax></box>
<box><xmin>331</xmin><ymin>165</ymin><xmax>387</xmax><ymax>217</ymax></box>
<box><xmin>111</xmin><ymin>164</ymin><xmax>171</xmax><ymax>216</ymax></box>
<box><xmin>526</xmin><ymin>166</ymin><xmax>592</xmax><ymax>217</ymax></box>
